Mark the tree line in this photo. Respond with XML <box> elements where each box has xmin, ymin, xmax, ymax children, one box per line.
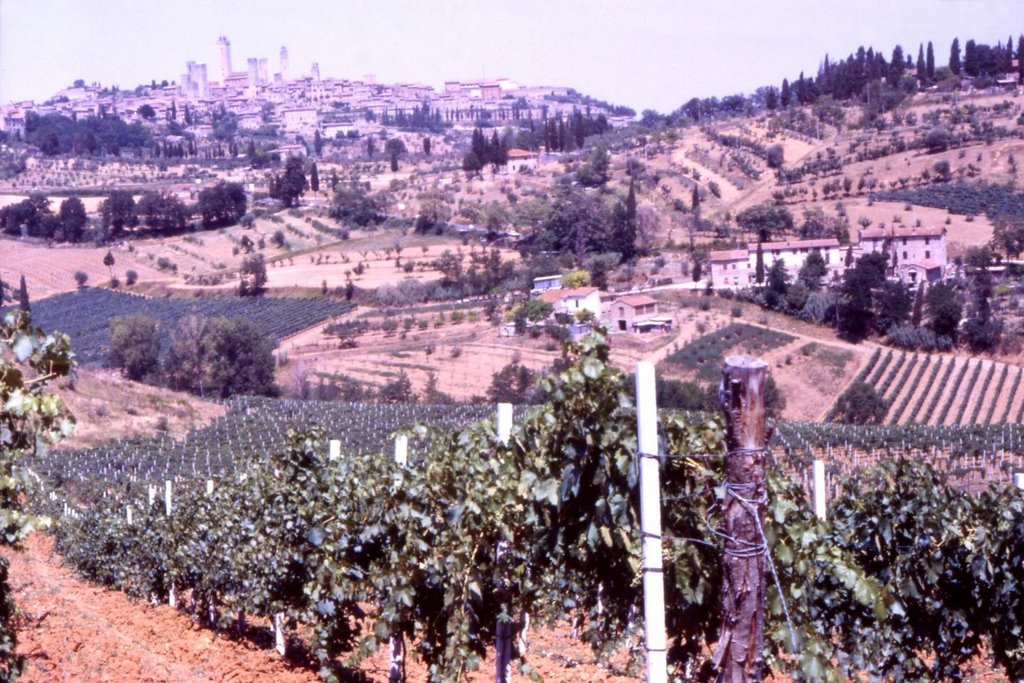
<box><xmin>0</xmin><ymin>182</ymin><xmax>247</xmax><ymax>242</ymax></box>
<box><xmin>650</xmin><ymin>33</ymin><xmax>1024</xmax><ymax>126</ymax></box>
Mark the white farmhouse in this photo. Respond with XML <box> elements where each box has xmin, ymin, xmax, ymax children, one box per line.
<box><xmin>858</xmin><ymin>225</ymin><xmax>947</xmax><ymax>286</ymax></box>
<box><xmin>538</xmin><ymin>287</ymin><xmax>602</xmax><ymax>320</ymax></box>
<box><xmin>710</xmin><ymin>238</ymin><xmax>842</xmax><ymax>289</ymax></box>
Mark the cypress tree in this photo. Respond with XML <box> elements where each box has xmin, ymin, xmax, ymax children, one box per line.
<box><xmin>926</xmin><ymin>41</ymin><xmax>935</xmax><ymax>80</ymax></box>
<box><xmin>1018</xmin><ymin>35</ymin><xmax>1024</xmax><ymax>83</ymax></box>
<box><xmin>911</xmin><ymin>282</ymin><xmax>925</xmax><ymax>327</ymax></box>
<box><xmin>755</xmin><ymin>241</ymin><xmax>765</xmax><ymax>285</ymax></box>
<box><xmin>18</xmin><ymin>275</ymin><xmax>30</xmax><ymax>313</ymax></box>
<box><xmin>780</xmin><ymin>79</ymin><xmax>791</xmax><ymax>107</ymax></box>
<box><xmin>916</xmin><ymin>45</ymin><xmax>926</xmax><ymax>80</ymax></box>
<box><xmin>310</xmin><ymin>163</ymin><xmax>320</xmax><ymax>193</ymax></box>
<box><xmin>950</xmin><ymin>38</ymin><xmax>961</xmax><ymax>75</ymax></box>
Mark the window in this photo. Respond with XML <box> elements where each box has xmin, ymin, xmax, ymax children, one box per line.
<box><xmin>903</xmin><ymin>251</ymin><xmax>908</xmax><ymax>260</ymax></box>
<box><xmin>902</xmin><ymin>238</ymin><xmax>907</xmax><ymax>245</ymax></box>
<box><xmin>925</xmin><ymin>250</ymin><xmax>931</xmax><ymax>259</ymax></box>
<box><xmin>925</xmin><ymin>238</ymin><xmax>930</xmax><ymax>246</ymax></box>
<box><xmin>618</xmin><ymin>307</ymin><xmax>624</xmax><ymax>317</ymax></box>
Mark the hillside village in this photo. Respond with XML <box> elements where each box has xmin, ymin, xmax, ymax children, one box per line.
<box><xmin>4</xmin><ymin>19</ymin><xmax>1024</xmax><ymax>682</ymax></box>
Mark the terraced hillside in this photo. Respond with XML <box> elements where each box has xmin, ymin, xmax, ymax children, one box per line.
<box><xmin>842</xmin><ymin>348</ymin><xmax>1024</xmax><ymax>426</ymax></box>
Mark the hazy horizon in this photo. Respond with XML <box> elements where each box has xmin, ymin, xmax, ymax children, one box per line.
<box><xmin>0</xmin><ymin>0</ymin><xmax>1021</xmax><ymax>113</ymax></box>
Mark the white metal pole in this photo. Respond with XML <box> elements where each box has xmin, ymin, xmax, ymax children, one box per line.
<box><xmin>1014</xmin><ymin>473</ymin><xmax>1024</xmax><ymax>489</ymax></box>
<box><xmin>206</xmin><ymin>479</ymin><xmax>214</xmax><ymax>495</ymax></box>
<box><xmin>497</xmin><ymin>403</ymin><xmax>513</xmax><ymax>446</ymax></box>
<box><xmin>394</xmin><ymin>435</ymin><xmax>408</xmax><ymax>466</ymax></box>
<box><xmin>274</xmin><ymin>612</ymin><xmax>286</xmax><ymax>656</ymax></box>
<box><xmin>165</xmin><ymin>480</ymin><xmax>176</xmax><ymax>608</ymax></box>
<box><xmin>495</xmin><ymin>401</ymin><xmax>515</xmax><ymax>682</ymax></box>
<box><xmin>635</xmin><ymin>362</ymin><xmax>667</xmax><ymax>683</ymax></box>
<box><xmin>813</xmin><ymin>459</ymin><xmax>827</xmax><ymax>520</ymax></box>
<box><xmin>329</xmin><ymin>439</ymin><xmax>341</xmax><ymax>461</ymax></box>
<box><xmin>126</xmin><ymin>506</ymin><xmax>132</xmax><ymax>525</ymax></box>
<box><xmin>390</xmin><ymin>434</ymin><xmax>409</xmax><ymax>678</ymax></box>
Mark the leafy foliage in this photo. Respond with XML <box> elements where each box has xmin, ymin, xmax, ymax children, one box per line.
<box><xmin>5</xmin><ymin>288</ymin><xmax>353</xmax><ymax>365</ymax></box>
<box><xmin>0</xmin><ymin>310</ymin><xmax>76</xmax><ymax>681</ymax></box>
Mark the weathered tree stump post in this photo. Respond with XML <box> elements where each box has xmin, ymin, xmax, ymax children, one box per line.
<box><xmin>714</xmin><ymin>355</ymin><xmax>770</xmax><ymax>683</ymax></box>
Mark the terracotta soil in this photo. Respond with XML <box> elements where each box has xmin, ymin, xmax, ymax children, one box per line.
<box><xmin>3</xmin><ymin>534</ymin><xmax>641</xmax><ymax>683</ymax></box>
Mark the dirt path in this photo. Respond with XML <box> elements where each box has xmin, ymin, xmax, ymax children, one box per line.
<box><xmin>4</xmin><ymin>534</ymin><xmax>317</xmax><ymax>683</ymax></box>
<box><xmin>4</xmin><ymin>534</ymin><xmax>643</xmax><ymax>683</ymax></box>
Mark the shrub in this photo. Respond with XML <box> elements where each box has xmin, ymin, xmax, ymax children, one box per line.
<box><xmin>831</xmin><ymin>380</ymin><xmax>887</xmax><ymax>424</ymax></box>
<box><xmin>125</xmin><ymin>270</ymin><xmax>138</xmax><ymax>286</ymax></box>
<box><xmin>74</xmin><ymin>271</ymin><xmax>88</xmax><ymax>288</ymax></box>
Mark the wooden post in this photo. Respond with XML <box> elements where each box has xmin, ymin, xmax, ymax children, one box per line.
<box><xmin>635</xmin><ymin>362</ymin><xmax>668</xmax><ymax>683</ymax></box>
<box><xmin>714</xmin><ymin>355</ymin><xmax>769</xmax><ymax>683</ymax></box>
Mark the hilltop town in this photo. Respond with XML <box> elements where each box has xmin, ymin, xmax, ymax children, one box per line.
<box><xmin>4</xmin><ymin>25</ymin><xmax>1024</xmax><ymax>681</ymax></box>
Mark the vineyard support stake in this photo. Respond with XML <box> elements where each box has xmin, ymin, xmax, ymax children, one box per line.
<box><xmin>390</xmin><ymin>438</ymin><xmax>408</xmax><ymax>682</ymax></box>
<box><xmin>714</xmin><ymin>355</ymin><xmax>769</xmax><ymax>683</ymax></box>
<box><xmin>495</xmin><ymin>401</ymin><xmax>515</xmax><ymax>683</ymax></box>
<box><xmin>165</xmin><ymin>480</ymin><xmax>176</xmax><ymax>609</ymax></box>
<box><xmin>394</xmin><ymin>435</ymin><xmax>408</xmax><ymax>466</ymax></box>
<box><xmin>813</xmin><ymin>460</ymin><xmax>826</xmax><ymax>520</ymax></box>
<box><xmin>635</xmin><ymin>362</ymin><xmax>668</xmax><ymax>683</ymax></box>
<box><xmin>329</xmin><ymin>439</ymin><xmax>340</xmax><ymax>461</ymax></box>
<box><xmin>274</xmin><ymin>612</ymin><xmax>286</xmax><ymax>656</ymax></box>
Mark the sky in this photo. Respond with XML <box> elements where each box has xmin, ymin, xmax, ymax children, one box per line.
<box><xmin>1</xmin><ymin>0</ymin><xmax>1021</xmax><ymax>114</ymax></box>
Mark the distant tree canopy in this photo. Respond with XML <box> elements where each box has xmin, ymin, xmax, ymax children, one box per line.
<box><xmin>161</xmin><ymin>315</ymin><xmax>276</xmax><ymax>398</ymax></box>
<box><xmin>108</xmin><ymin>315</ymin><xmax>162</xmax><ymax>382</ymax></box>
<box><xmin>197</xmin><ymin>181</ymin><xmax>247</xmax><ymax>228</ymax></box>
<box><xmin>330</xmin><ymin>179</ymin><xmax>384</xmax><ymax>227</ymax></box>
<box><xmin>58</xmin><ymin>197</ymin><xmax>88</xmax><ymax>243</ymax></box>
<box><xmin>0</xmin><ymin>193</ymin><xmax>53</xmax><ymax>238</ymax></box>
<box><xmin>136</xmin><ymin>191</ymin><xmax>189</xmax><ymax>233</ymax></box>
<box><xmin>99</xmin><ymin>190</ymin><xmax>139</xmax><ymax>237</ymax></box>
<box><xmin>831</xmin><ymin>381</ymin><xmax>887</xmax><ymax>424</ymax></box>
<box><xmin>238</xmin><ymin>254</ymin><xmax>268</xmax><ymax>297</ymax></box>
<box><xmin>651</xmin><ymin>33</ymin><xmax>1015</xmax><ymax>126</ymax></box>
<box><xmin>270</xmin><ymin>156</ymin><xmax>308</xmax><ymax>208</ymax></box>
<box><xmin>736</xmin><ymin>203</ymin><xmax>794</xmax><ymax>242</ymax></box>
<box><xmin>518</xmin><ymin>183</ymin><xmax>637</xmax><ymax>263</ymax></box>
<box><xmin>24</xmin><ymin>111</ymin><xmax>150</xmax><ymax>156</ymax></box>
<box><xmin>486</xmin><ymin>362</ymin><xmax>538</xmax><ymax>404</ymax></box>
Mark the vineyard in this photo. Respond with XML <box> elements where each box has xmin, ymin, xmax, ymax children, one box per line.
<box><xmin>20</xmin><ymin>331</ymin><xmax>1024</xmax><ymax>683</ymax></box>
<box><xmin>35</xmin><ymin>397</ymin><xmax>500</xmax><ymax>491</ymax></box>
<box><xmin>833</xmin><ymin>347</ymin><xmax>1024</xmax><ymax>427</ymax></box>
<box><xmin>874</xmin><ymin>181</ymin><xmax>1024</xmax><ymax>220</ymax></box>
<box><xmin>664</xmin><ymin>323</ymin><xmax>796</xmax><ymax>382</ymax></box>
<box><xmin>7</xmin><ymin>289</ymin><xmax>355</xmax><ymax>364</ymax></box>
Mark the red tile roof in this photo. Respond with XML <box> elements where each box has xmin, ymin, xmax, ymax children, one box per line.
<box><xmin>710</xmin><ymin>249</ymin><xmax>749</xmax><ymax>262</ymax></box>
<box><xmin>859</xmin><ymin>225</ymin><xmax>945</xmax><ymax>240</ymax></box>
<box><xmin>746</xmin><ymin>238</ymin><xmax>840</xmax><ymax>251</ymax></box>
<box><xmin>537</xmin><ymin>287</ymin><xmax>599</xmax><ymax>303</ymax></box>
<box><xmin>615</xmin><ymin>295</ymin><xmax>658</xmax><ymax>308</ymax></box>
